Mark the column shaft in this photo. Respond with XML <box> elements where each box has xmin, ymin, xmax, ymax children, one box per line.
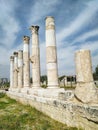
<box><xmin>75</xmin><ymin>49</ymin><xmax>98</xmax><ymax>103</ymax></box>
<box><xmin>30</xmin><ymin>26</ymin><xmax>41</xmax><ymax>88</ymax></box>
<box><xmin>18</xmin><ymin>50</ymin><xmax>23</xmax><ymax>88</ymax></box>
<box><xmin>75</xmin><ymin>50</ymin><xmax>93</xmax><ymax>83</ymax></box>
<box><xmin>23</xmin><ymin>36</ymin><xmax>30</xmax><ymax>87</ymax></box>
<box><xmin>13</xmin><ymin>52</ymin><xmax>18</xmax><ymax>88</ymax></box>
<box><xmin>45</xmin><ymin>16</ymin><xmax>59</xmax><ymax>88</ymax></box>
<box><xmin>10</xmin><ymin>56</ymin><xmax>14</xmax><ymax>89</ymax></box>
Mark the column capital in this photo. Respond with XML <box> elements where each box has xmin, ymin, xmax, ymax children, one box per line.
<box><xmin>23</xmin><ymin>36</ymin><xmax>30</xmax><ymax>43</ymax></box>
<box><xmin>45</xmin><ymin>16</ymin><xmax>55</xmax><ymax>30</ymax></box>
<box><xmin>10</xmin><ymin>56</ymin><xmax>14</xmax><ymax>61</ymax></box>
<box><xmin>29</xmin><ymin>25</ymin><xmax>39</xmax><ymax>34</ymax></box>
<box><xmin>45</xmin><ymin>16</ymin><xmax>54</xmax><ymax>20</ymax></box>
<box><xmin>18</xmin><ymin>50</ymin><xmax>23</xmax><ymax>53</ymax></box>
<box><xmin>13</xmin><ymin>52</ymin><xmax>18</xmax><ymax>56</ymax></box>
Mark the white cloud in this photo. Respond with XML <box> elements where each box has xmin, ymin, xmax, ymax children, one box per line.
<box><xmin>56</xmin><ymin>0</ymin><xmax>98</xmax><ymax>44</ymax></box>
<box><xmin>0</xmin><ymin>0</ymin><xmax>20</xmax><ymax>48</ymax></box>
<box><xmin>29</xmin><ymin>0</ymin><xmax>60</xmax><ymax>24</ymax></box>
<box><xmin>72</xmin><ymin>29</ymin><xmax>98</xmax><ymax>44</ymax></box>
<box><xmin>57</xmin><ymin>40</ymin><xmax>98</xmax><ymax>76</ymax></box>
<box><xmin>80</xmin><ymin>41</ymin><xmax>98</xmax><ymax>53</ymax></box>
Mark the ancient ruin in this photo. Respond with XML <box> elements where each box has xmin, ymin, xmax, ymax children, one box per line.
<box><xmin>7</xmin><ymin>16</ymin><xmax>98</xmax><ymax>130</ymax></box>
<box><xmin>30</xmin><ymin>26</ymin><xmax>41</xmax><ymax>88</ymax></box>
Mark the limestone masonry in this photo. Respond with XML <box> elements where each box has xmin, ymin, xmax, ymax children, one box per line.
<box><xmin>8</xmin><ymin>16</ymin><xmax>98</xmax><ymax>130</ymax></box>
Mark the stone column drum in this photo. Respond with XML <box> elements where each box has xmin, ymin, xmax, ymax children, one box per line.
<box><xmin>45</xmin><ymin>16</ymin><xmax>59</xmax><ymax>88</ymax></box>
<box><xmin>18</xmin><ymin>50</ymin><xmax>23</xmax><ymax>90</ymax></box>
<box><xmin>75</xmin><ymin>49</ymin><xmax>98</xmax><ymax>103</ymax></box>
<box><xmin>13</xmin><ymin>52</ymin><xmax>18</xmax><ymax>88</ymax></box>
<box><xmin>23</xmin><ymin>36</ymin><xmax>30</xmax><ymax>89</ymax></box>
<box><xmin>30</xmin><ymin>26</ymin><xmax>41</xmax><ymax>88</ymax></box>
<box><xmin>9</xmin><ymin>56</ymin><xmax>14</xmax><ymax>90</ymax></box>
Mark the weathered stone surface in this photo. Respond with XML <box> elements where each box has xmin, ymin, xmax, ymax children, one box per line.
<box><xmin>30</xmin><ymin>26</ymin><xmax>41</xmax><ymax>88</ymax></box>
<box><xmin>21</xmin><ymin>36</ymin><xmax>30</xmax><ymax>93</ymax></box>
<box><xmin>7</xmin><ymin>91</ymin><xmax>98</xmax><ymax>130</ymax></box>
<box><xmin>9</xmin><ymin>56</ymin><xmax>14</xmax><ymax>90</ymax></box>
<box><xmin>75</xmin><ymin>82</ymin><xmax>98</xmax><ymax>103</ymax></box>
<box><xmin>13</xmin><ymin>52</ymin><xmax>18</xmax><ymax>88</ymax></box>
<box><xmin>18</xmin><ymin>50</ymin><xmax>23</xmax><ymax>90</ymax></box>
<box><xmin>45</xmin><ymin>16</ymin><xmax>59</xmax><ymax>88</ymax></box>
<box><xmin>75</xmin><ymin>50</ymin><xmax>98</xmax><ymax>103</ymax></box>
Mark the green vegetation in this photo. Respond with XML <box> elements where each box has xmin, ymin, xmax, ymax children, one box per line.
<box><xmin>0</xmin><ymin>93</ymin><xmax>82</xmax><ymax>130</ymax></box>
<box><xmin>93</xmin><ymin>65</ymin><xmax>98</xmax><ymax>80</ymax></box>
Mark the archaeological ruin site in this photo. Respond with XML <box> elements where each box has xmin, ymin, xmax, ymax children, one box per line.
<box><xmin>7</xmin><ymin>16</ymin><xmax>98</xmax><ymax>130</ymax></box>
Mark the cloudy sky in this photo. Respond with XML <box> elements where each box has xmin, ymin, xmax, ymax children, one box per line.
<box><xmin>0</xmin><ymin>0</ymin><xmax>98</xmax><ymax>79</ymax></box>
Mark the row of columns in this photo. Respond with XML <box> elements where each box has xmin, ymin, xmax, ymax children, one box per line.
<box><xmin>10</xmin><ymin>16</ymin><xmax>59</xmax><ymax>91</ymax></box>
<box><xmin>9</xmin><ymin>16</ymin><xmax>97</xmax><ymax>103</ymax></box>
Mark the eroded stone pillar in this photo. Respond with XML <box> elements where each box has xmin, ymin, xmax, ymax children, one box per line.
<box><xmin>75</xmin><ymin>49</ymin><xmax>98</xmax><ymax>103</ymax></box>
<box><xmin>45</xmin><ymin>16</ymin><xmax>59</xmax><ymax>88</ymax></box>
<box><xmin>9</xmin><ymin>56</ymin><xmax>14</xmax><ymax>90</ymax></box>
<box><xmin>13</xmin><ymin>52</ymin><xmax>18</xmax><ymax>88</ymax></box>
<box><xmin>23</xmin><ymin>36</ymin><xmax>30</xmax><ymax>89</ymax></box>
<box><xmin>18</xmin><ymin>50</ymin><xmax>23</xmax><ymax>90</ymax></box>
<box><xmin>30</xmin><ymin>26</ymin><xmax>41</xmax><ymax>88</ymax></box>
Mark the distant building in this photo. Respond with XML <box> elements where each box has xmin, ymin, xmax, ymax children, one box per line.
<box><xmin>59</xmin><ymin>75</ymin><xmax>76</xmax><ymax>87</ymax></box>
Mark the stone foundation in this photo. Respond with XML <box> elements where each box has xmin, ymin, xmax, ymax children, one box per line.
<box><xmin>7</xmin><ymin>89</ymin><xmax>98</xmax><ymax>130</ymax></box>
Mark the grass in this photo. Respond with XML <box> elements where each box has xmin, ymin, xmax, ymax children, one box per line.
<box><xmin>0</xmin><ymin>93</ymin><xmax>82</xmax><ymax>130</ymax></box>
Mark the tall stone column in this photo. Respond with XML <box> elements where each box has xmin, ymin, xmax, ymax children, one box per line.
<box><xmin>45</xmin><ymin>16</ymin><xmax>59</xmax><ymax>88</ymax></box>
<box><xmin>23</xmin><ymin>36</ymin><xmax>30</xmax><ymax>89</ymax></box>
<box><xmin>18</xmin><ymin>50</ymin><xmax>23</xmax><ymax>90</ymax></box>
<box><xmin>9</xmin><ymin>56</ymin><xmax>14</xmax><ymax>90</ymax></box>
<box><xmin>13</xmin><ymin>52</ymin><xmax>18</xmax><ymax>88</ymax></box>
<box><xmin>75</xmin><ymin>49</ymin><xmax>98</xmax><ymax>103</ymax></box>
<box><xmin>30</xmin><ymin>26</ymin><xmax>41</xmax><ymax>88</ymax></box>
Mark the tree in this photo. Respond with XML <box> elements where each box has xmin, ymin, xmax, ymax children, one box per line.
<box><xmin>93</xmin><ymin>65</ymin><xmax>98</xmax><ymax>80</ymax></box>
<box><xmin>40</xmin><ymin>75</ymin><xmax>47</xmax><ymax>84</ymax></box>
<box><xmin>95</xmin><ymin>65</ymin><xmax>98</xmax><ymax>75</ymax></box>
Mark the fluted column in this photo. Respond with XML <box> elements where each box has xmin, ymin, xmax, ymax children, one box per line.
<box><xmin>13</xmin><ymin>52</ymin><xmax>18</xmax><ymax>88</ymax></box>
<box><xmin>30</xmin><ymin>26</ymin><xmax>41</xmax><ymax>88</ymax></box>
<box><xmin>18</xmin><ymin>50</ymin><xmax>23</xmax><ymax>89</ymax></box>
<box><xmin>75</xmin><ymin>49</ymin><xmax>98</xmax><ymax>103</ymax></box>
<box><xmin>9</xmin><ymin>56</ymin><xmax>14</xmax><ymax>90</ymax></box>
<box><xmin>45</xmin><ymin>16</ymin><xmax>59</xmax><ymax>88</ymax></box>
<box><xmin>23</xmin><ymin>36</ymin><xmax>30</xmax><ymax>88</ymax></box>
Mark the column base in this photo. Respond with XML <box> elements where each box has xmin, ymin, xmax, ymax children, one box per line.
<box><xmin>9</xmin><ymin>88</ymin><xmax>17</xmax><ymax>92</ymax></box>
<box><xmin>29</xmin><ymin>88</ymin><xmax>65</xmax><ymax>98</ymax></box>
<box><xmin>75</xmin><ymin>82</ymin><xmax>98</xmax><ymax>104</ymax></box>
<box><xmin>47</xmin><ymin>84</ymin><xmax>59</xmax><ymax>88</ymax></box>
<box><xmin>21</xmin><ymin>87</ymin><xmax>30</xmax><ymax>94</ymax></box>
<box><xmin>32</xmin><ymin>83</ymin><xmax>41</xmax><ymax>88</ymax></box>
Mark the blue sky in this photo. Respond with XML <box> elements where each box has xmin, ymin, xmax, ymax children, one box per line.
<box><xmin>0</xmin><ymin>0</ymin><xmax>98</xmax><ymax>78</ymax></box>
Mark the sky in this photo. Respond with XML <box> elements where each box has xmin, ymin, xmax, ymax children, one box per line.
<box><xmin>0</xmin><ymin>0</ymin><xmax>98</xmax><ymax>79</ymax></box>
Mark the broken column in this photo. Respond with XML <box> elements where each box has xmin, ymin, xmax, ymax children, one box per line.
<box><xmin>45</xmin><ymin>16</ymin><xmax>59</xmax><ymax>88</ymax></box>
<box><xmin>22</xmin><ymin>36</ymin><xmax>30</xmax><ymax>91</ymax></box>
<box><xmin>30</xmin><ymin>26</ymin><xmax>41</xmax><ymax>88</ymax></box>
<box><xmin>9</xmin><ymin>56</ymin><xmax>14</xmax><ymax>90</ymax></box>
<box><xmin>18</xmin><ymin>50</ymin><xmax>23</xmax><ymax>90</ymax></box>
<box><xmin>13</xmin><ymin>52</ymin><xmax>18</xmax><ymax>88</ymax></box>
<box><xmin>75</xmin><ymin>49</ymin><xmax>98</xmax><ymax>103</ymax></box>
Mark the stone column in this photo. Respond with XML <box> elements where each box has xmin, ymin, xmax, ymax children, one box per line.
<box><xmin>18</xmin><ymin>50</ymin><xmax>23</xmax><ymax>90</ymax></box>
<box><xmin>30</xmin><ymin>26</ymin><xmax>41</xmax><ymax>88</ymax></box>
<box><xmin>75</xmin><ymin>49</ymin><xmax>98</xmax><ymax>103</ymax></box>
<box><xmin>13</xmin><ymin>52</ymin><xmax>18</xmax><ymax>88</ymax></box>
<box><xmin>45</xmin><ymin>16</ymin><xmax>59</xmax><ymax>88</ymax></box>
<box><xmin>64</xmin><ymin>76</ymin><xmax>67</xmax><ymax>86</ymax></box>
<box><xmin>23</xmin><ymin>36</ymin><xmax>30</xmax><ymax>89</ymax></box>
<box><xmin>9</xmin><ymin>56</ymin><xmax>14</xmax><ymax>90</ymax></box>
